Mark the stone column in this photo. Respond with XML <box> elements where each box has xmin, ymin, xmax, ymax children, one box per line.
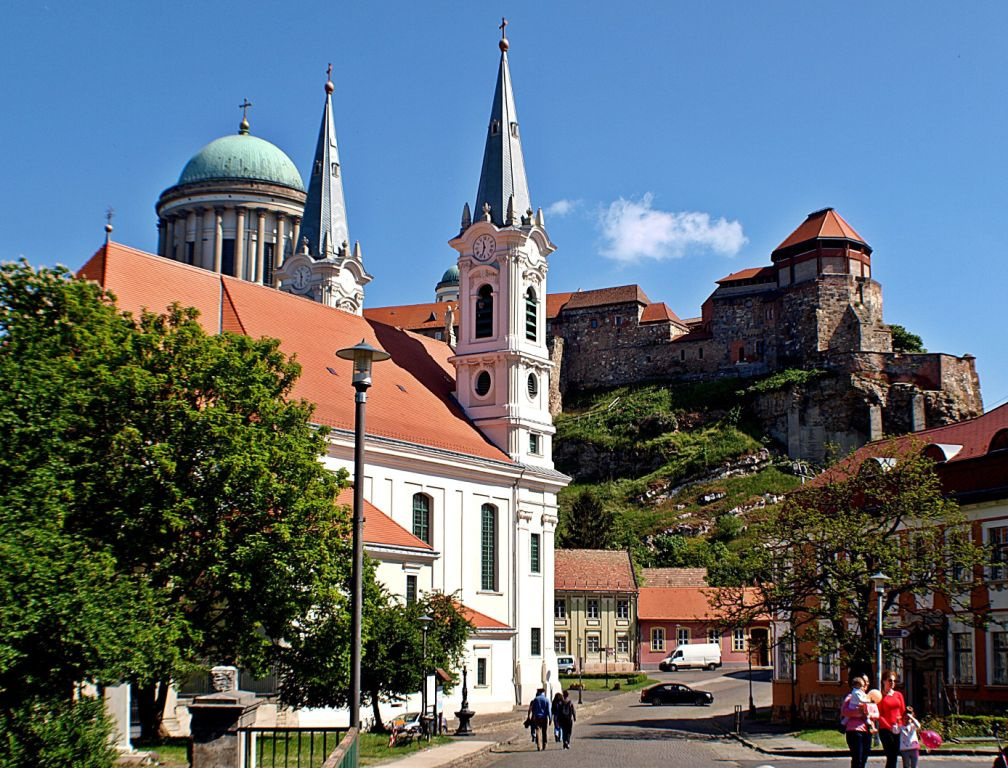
<box><xmin>187</xmin><ymin>691</ymin><xmax>260</xmax><ymax>768</ymax></box>
<box><xmin>213</xmin><ymin>208</ymin><xmax>223</xmax><ymax>274</ymax></box>
<box><xmin>290</xmin><ymin>217</ymin><xmax>301</xmax><ymax>258</ymax></box>
<box><xmin>275</xmin><ymin>215</ymin><xmax>287</xmax><ymax>280</ymax></box>
<box><xmin>195</xmin><ymin>209</ymin><xmax>207</xmax><ymax>269</ymax></box>
<box><xmin>157</xmin><ymin>218</ymin><xmax>166</xmax><ymax>257</ymax></box>
<box><xmin>255</xmin><ymin>210</ymin><xmax>266</xmax><ymax>284</ymax></box>
<box><xmin>165</xmin><ymin>217</ymin><xmax>175</xmax><ymax>260</ymax></box>
<box><xmin>234</xmin><ymin>207</ymin><xmax>246</xmax><ymax>279</ymax></box>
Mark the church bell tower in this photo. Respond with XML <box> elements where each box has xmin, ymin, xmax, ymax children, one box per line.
<box><xmin>449</xmin><ymin>21</ymin><xmax>557</xmax><ymax>469</ymax></box>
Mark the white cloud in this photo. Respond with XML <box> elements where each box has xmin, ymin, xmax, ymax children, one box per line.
<box><xmin>598</xmin><ymin>193</ymin><xmax>747</xmax><ymax>263</ymax></box>
<box><xmin>546</xmin><ymin>198</ymin><xmax>579</xmax><ymax>217</ymax></box>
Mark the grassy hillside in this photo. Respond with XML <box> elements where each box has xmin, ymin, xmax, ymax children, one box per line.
<box><xmin>553</xmin><ymin>378</ymin><xmax>809</xmax><ymax>583</ymax></box>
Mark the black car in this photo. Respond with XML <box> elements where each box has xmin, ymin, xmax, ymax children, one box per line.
<box><xmin>639</xmin><ymin>682</ymin><xmax>713</xmax><ymax>706</ymax></box>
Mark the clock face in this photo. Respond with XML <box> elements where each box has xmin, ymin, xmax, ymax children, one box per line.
<box><xmin>472</xmin><ymin>234</ymin><xmax>496</xmax><ymax>262</ymax></box>
<box><xmin>292</xmin><ymin>265</ymin><xmax>311</xmax><ymax>291</ymax></box>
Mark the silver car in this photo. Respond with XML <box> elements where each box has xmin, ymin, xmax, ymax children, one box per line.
<box><xmin>556</xmin><ymin>655</ymin><xmax>576</xmax><ymax>674</ymax></box>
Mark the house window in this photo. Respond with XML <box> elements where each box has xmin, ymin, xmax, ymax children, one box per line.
<box><xmin>651</xmin><ymin>627</ymin><xmax>665</xmax><ymax>652</ymax></box>
<box><xmin>587</xmin><ymin>599</ymin><xmax>599</xmax><ymax>619</ymax></box>
<box><xmin>476</xmin><ymin>657</ymin><xmax>487</xmax><ymax>687</ymax></box>
<box><xmin>554</xmin><ymin>599</ymin><xmax>567</xmax><ymax>620</ymax></box>
<box><xmin>952</xmin><ymin>631</ymin><xmax>974</xmax><ymax>684</ymax></box>
<box><xmin>993</xmin><ymin>632</ymin><xmax>1008</xmax><ymax>685</ymax></box>
<box><xmin>819</xmin><ymin>645</ymin><xmax>840</xmax><ymax>682</ymax></box>
<box><xmin>990</xmin><ymin>526</ymin><xmax>1008</xmax><ymax>581</ymax></box>
<box><xmin>406</xmin><ymin>574</ymin><xmax>417</xmax><ymax>605</ymax></box>
<box><xmin>530</xmin><ymin>533</ymin><xmax>540</xmax><ymax>574</ymax></box>
<box><xmin>616</xmin><ymin>599</ymin><xmax>629</xmax><ymax>620</ymax></box>
<box><xmin>707</xmin><ymin>628</ymin><xmax>719</xmax><ymax>645</ymax></box>
<box><xmin>616</xmin><ymin>634</ymin><xmax>629</xmax><ymax>655</ymax></box>
<box><xmin>531</xmin><ymin>628</ymin><xmax>542</xmax><ymax>656</ymax></box>
<box><xmin>525</xmin><ymin>287</ymin><xmax>537</xmax><ymax>340</ymax></box>
<box><xmin>555</xmin><ymin>634</ymin><xmax>568</xmax><ymax>654</ymax></box>
<box><xmin>733</xmin><ymin>628</ymin><xmax>746</xmax><ymax>652</ymax></box>
<box><xmin>475</xmin><ymin>284</ymin><xmax>494</xmax><ymax>338</ymax></box>
<box><xmin>412</xmin><ymin>493</ymin><xmax>431</xmax><ymax>544</ymax></box>
<box><xmin>677</xmin><ymin>628</ymin><xmax>689</xmax><ymax>647</ymax></box>
<box><xmin>590</xmin><ymin>318</ymin><xmax>598</xmax><ymax>329</ymax></box>
<box><xmin>529</xmin><ymin>432</ymin><xmax>541</xmax><ymax>455</ymax></box>
<box><xmin>586</xmin><ymin>634</ymin><xmax>600</xmax><ymax>654</ymax></box>
<box><xmin>775</xmin><ymin>633</ymin><xmax>795</xmax><ymax>681</ymax></box>
<box><xmin>480</xmin><ymin>503</ymin><xmax>497</xmax><ymax>591</ymax></box>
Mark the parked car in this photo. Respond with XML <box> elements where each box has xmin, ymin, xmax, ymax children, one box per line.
<box><xmin>556</xmin><ymin>655</ymin><xmax>576</xmax><ymax>674</ymax></box>
<box><xmin>658</xmin><ymin>642</ymin><xmax>721</xmax><ymax>671</ymax></box>
<box><xmin>390</xmin><ymin>711</ymin><xmax>423</xmax><ymax>731</ymax></box>
<box><xmin>639</xmin><ymin>682</ymin><xmax>713</xmax><ymax>706</ymax></box>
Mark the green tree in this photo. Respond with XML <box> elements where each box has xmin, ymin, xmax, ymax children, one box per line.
<box><xmin>890</xmin><ymin>324</ymin><xmax>926</xmax><ymax>353</ymax></box>
<box><xmin>558</xmin><ymin>488</ymin><xmax>615</xmax><ymax>549</ymax></box>
<box><xmin>715</xmin><ymin>448</ymin><xmax>982</xmax><ymax>677</ymax></box>
<box><xmin>0</xmin><ymin>262</ymin><xmax>350</xmax><ymax>746</ymax></box>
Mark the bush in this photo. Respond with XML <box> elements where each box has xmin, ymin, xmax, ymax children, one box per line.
<box><xmin>923</xmin><ymin>714</ymin><xmax>1008</xmax><ymax>739</ymax></box>
<box><xmin>0</xmin><ymin>697</ymin><xmax>117</xmax><ymax>768</ymax></box>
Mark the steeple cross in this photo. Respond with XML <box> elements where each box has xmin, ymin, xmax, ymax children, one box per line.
<box><xmin>499</xmin><ymin>17</ymin><xmax>508</xmax><ymax>39</ymax></box>
<box><xmin>327</xmin><ymin>63</ymin><xmax>333</xmax><ymax>81</ymax></box>
<box><xmin>105</xmin><ymin>207</ymin><xmax>115</xmax><ymax>228</ymax></box>
<box><xmin>239</xmin><ymin>98</ymin><xmax>253</xmax><ymax>121</ymax></box>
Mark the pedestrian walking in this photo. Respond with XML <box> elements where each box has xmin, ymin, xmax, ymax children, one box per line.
<box><xmin>528</xmin><ymin>687</ymin><xmax>551</xmax><ymax>750</ymax></box>
<box><xmin>899</xmin><ymin>706</ymin><xmax>921</xmax><ymax>768</ymax></box>
<box><xmin>841</xmin><ymin>674</ymin><xmax>873</xmax><ymax>768</ymax></box>
<box><xmin>556</xmin><ymin>689</ymin><xmax>577</xmax><ymax>749</ymax></box>
<box><xmin>551</xmin><ymin>691</ymin><xmax>564</xmax><ymax>743</ymax></box>
<box><xmin>878</xmin><ymin>669</ymin><xmax>907</xmax><ymax>768</ymax></box>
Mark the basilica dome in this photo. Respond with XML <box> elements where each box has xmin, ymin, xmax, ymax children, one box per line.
<box><xmin>178</xmin><ymin>132</ymin><xmax>305</xmax><ymax>192</ymax></box>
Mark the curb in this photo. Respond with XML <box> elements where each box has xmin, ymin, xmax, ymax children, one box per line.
<box><xmin>728</xmin><ymin>731</ymin><xmax>1002</xmax><ymax>758</ymax></box>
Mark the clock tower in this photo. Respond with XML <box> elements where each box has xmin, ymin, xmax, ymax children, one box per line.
<box><xmin>277</xmin><ymin>67</ymin><xmax>371</xmax><ymax>313</ymax></box>
<box><xmin>449</xmin><ymin>23</ymin><xmax>556</xmax><ymax>470</ymax></box>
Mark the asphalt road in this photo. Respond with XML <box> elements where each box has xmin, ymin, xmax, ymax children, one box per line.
<box><xmin>482</xmin><ymin>668</ymin><xmax>998</xmax><ymax>768</ymax></box>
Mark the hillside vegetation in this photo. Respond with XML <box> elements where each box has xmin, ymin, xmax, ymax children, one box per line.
<box><xmin>553</xmin><ymin>376</ymin><xmax>816</xmax><ymax>584</ymax></box>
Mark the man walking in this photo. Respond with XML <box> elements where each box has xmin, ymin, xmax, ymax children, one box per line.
<box><xmin>557</xmin><ymin>690</ymin><xmax>577</xmax><ymax>749</ymax></box>
<box><xmin>529</xmin><ymin>688</ymin><xmax>551</xmax><ymax>750</ymax></box>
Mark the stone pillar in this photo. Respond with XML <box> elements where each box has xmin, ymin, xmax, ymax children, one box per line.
<box><xmin>213</xmin><ymin>209</ymin><xmax>223</xmax><ymax>274</ymax></box>
<box><xmin>187</xmin><ymin>690</ymin><xmax>260</xmax><ymax>768</ymax></box>
<box><xmin>275</xmin><ymin>215</ymin><xmax>287</xmax><ymax>284</ymax></box>
<box><xmin>165</xmin><ymin>217</ymin><xmax>175</xmax><ymax>260</ymax></box>
<box><xmin>291</xmin><ymin>217</ymin><xmax>301</xmax><ymax>258</ymax></box>
<box><xmin>234</xmin><ymin>207</ymin><xmax>246</xmax><ymax>279</ymax></box>
<box><xmin>910</xmin><ymin>391</ymin><xmax>926</xmax><ymax>432</ymax></box>
<box><xmin>104</xmin><ymin>684</ymin><xmax>131</xmax><ymax>753</ymax></box>
<box><xmin>195</xmin><ymin>209</ymin><xmax>207</xmax><ymax>269</ymax></box>
<box><xmin>255</xmin><ymin>210</ymin><xmax>266</xmax><ymax>284</ymax></box>
<box><xmin>157</xmin><ymin>218</ymin><xmax>166</xmax><ymax>257</ymax></box>
<box><xmin>869</xmin><ymin>403</ymin><xmax>883</xmax><ymax>442</ymax></box>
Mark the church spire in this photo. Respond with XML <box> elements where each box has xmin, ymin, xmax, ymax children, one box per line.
<box><xmin>299</xmin><ymin>65</ymin><xmax>350</xmax><ymax>260</ymax></box>
<box><xmin>472</xmin><ymin>18</ymin><xmax>532</xmax><ymax>229</ymax></box>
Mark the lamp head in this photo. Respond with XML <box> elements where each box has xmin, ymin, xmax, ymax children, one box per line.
<box><xmin>871</xmin><ymin>571</ymin><xmax>889</xmax><ymax>594</ymax></box>
<box><xmin>336</xmin><ymin>339</ymin><xmax>390</xmax><ymax>388</ymax></box>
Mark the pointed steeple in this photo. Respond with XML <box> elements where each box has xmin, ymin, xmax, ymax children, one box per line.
<box><xmin>473</xmin><ymin>19</ymin><xmax>532</xmax><ymax>229</ymax></box>
<box><xmin>299</xmin><ymin>65</ymin><xmax>350</xmax><ymax>260</ymax></box>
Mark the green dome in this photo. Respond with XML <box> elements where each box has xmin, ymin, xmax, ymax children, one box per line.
<box><xmin>178</xmin><ymin>133</ymin><xmax>305</xmax><ymax>191</ymax></box>
<box><xmin>439</xmin><ymin>264</ymin><xmax>460</xmax><ymax>285</ymax></box>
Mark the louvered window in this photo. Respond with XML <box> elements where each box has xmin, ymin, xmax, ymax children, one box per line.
<box><xmin>475</xmin><ymin>285</ymin><xmax>494</xmax><ymax>338</ymax></box>
<box><xmin>525</xmin><ymin>288</ymin><xmax>537</xmax><ymax>340</ymax></box>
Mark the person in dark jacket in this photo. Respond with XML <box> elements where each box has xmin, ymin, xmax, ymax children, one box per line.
<box><xmin>528</xmin><ymin>688</ymin><xmax>551</xmax><ymax>750</ymax></box>
<box><xmin>551</xmin><ymin>692</ymin><xmax>564</xmax><ymax>742</ymax></box>
<box><xmin>556</xmin><ymin>689</ymin><xmax>577</xmax><ymax>749</ymax></box>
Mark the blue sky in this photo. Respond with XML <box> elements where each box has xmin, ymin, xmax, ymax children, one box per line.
<box><xmin>3</xmin><ymin>1</ymin><xmax>1006</xmax><ymax>408</ymax></box>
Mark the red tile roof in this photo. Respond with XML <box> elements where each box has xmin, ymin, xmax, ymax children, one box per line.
<box><xmin>716</xmin><ymin>266</ymin><xmax>777</xmax><ymax>284</ymax></box>
<box><xmin>458</xmin><ymin>603</ymin><xmax>511</xmax><ymax>630</ymax></box>
<box><xmin>560</xmin><ymin>285</ymin><xmax>651</xmax><ymax>311</ymax></box>
<box><xmin>335</xmin><ymin>487</ymin><xmax>432</xmax><ymax>551</ymax></box>
<box><xmin>637</xmin><ymin>586</ymin><xmax>764</xmax><ymax>621</ymax></box>
<box><xmin>554</xmin><ymin>549</ymin><xmax>637</xmax><ymax>592</ymax></box>
<box><xmin>640</xmin><ymin>302</ymin><xmax>685</xmax><ymax>326</ymax></box>
<box><xmin>774</xmin><ymin>208</ymin><xmax>867</xmax><ymax>252</ymax></box>
<box><xmin>546</xmin><ymin>292</ymin><xmax>574</xmax><ymax>319</ymax></box>
<box><xmin>364</xmin><ymin>302</ymin><xmax>453</xmax><ymax>331</ymax></box>
<box><xmin>77</xmin><ymin>243</ymin><xmax>513</xmax><ymax>464</ymax></box>
<box><xmin>641</xmin><ymin>568</ymin><xmax>708</xmax><ymax>587</ymax></box>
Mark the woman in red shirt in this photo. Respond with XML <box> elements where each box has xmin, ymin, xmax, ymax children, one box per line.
<box><xmin>877</xmin><ymin>669</ymin><xmax>907</xmax><ymax>768</ymax></box>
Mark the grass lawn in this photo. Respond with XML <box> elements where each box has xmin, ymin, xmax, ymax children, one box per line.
<box><xmin>797</xmin><ymin>728</ymin><xmax>849</xmax><ymax>749</ymax></box>
<box><xmin>359</xmin><ymin>731</ymin><xmax>453</xmax><ymax>766</ymax></box>
<box><xmin>558</xmin><ymin>675</ymin><xmax>658</xmax><ymax>692</ymax></box>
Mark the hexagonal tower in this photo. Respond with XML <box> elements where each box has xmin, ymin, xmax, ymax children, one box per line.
<box><xmin>449</xmin><ymin>24</ymin><xmax>556</xmax><ymax>470</ymax></box>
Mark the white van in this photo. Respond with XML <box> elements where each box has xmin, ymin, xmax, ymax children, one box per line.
<box><xmin>658</xmin><ymin>643</ymin><xmax>721</xmax><ymax>671</ymax></box>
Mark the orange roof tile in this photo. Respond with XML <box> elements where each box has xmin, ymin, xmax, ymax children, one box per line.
<box><xmin>640</xmin><ymin>302</ymin><xmax>685</xmax><ymax>326</ymax></box>
<box><xmin>560</xmin><ymin>285</ymin><xmax>651</xmax><ymax>311</ymax></box>
<box><xmin>637</xmin><ymin>586</ymin><xmax>764</xmax><ymax>621</ymax></box>
<box><xmin>774</xmin><ymin>208</ymin><xmax>868</xmax><ymax>253</ymax></box>
<box><xmin>716</xmin><ymin>266</ymin><xmax>777</xmax><ymax>284</ymax></box>
<box><xmin>554</xmin><ymin>549</ymin><xmax>637</xmax><ymax>592</ymax></box>
<box><xmin>641</xmin><ymin>568</ymin><xmax>708</xmax><ymax>587</ymax></box>
<box><xmin>546</xmin><ymin>292</ymin><xmax>574</xmax><ymax>319</ymax></box>
<box><xmin>335</xmin><ymin>487</ymin><xmax>432</xmax><ymax>551</ymax></box>
<box><xmin>364</xmin><ymin>302</ymin><xmax>453</xmax><ymax>331</ymax></box>
<box><xmin>457</xmin><ymin>602</ymin><xmax>511</xmax><ymax>630</ymax></box>
<box><xmin>79</xmin><ymin>243</ymin><xmax>513</xmax><ymax>464</ymax></box>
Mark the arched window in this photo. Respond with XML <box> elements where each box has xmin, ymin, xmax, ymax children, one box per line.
<box><xmin>480</xmin><ymin>503</ymin><xmax>497</xmax><ymax>591</ymax></box>
<box><xmin>525</xmin><ymin>287</ymin><xmax>538</xmax><ymax>341</ymax></box>
<box><xmin>475</xmin><ymin>284</ymin><xmax>493</xmax><ymax>338</ymax></box>
<box><xmin>412</xmin><ymin>493</ymin><xmax>431</xmax><ymax>544</ymax></box>
<box><xmin>990</xmin><ymin>429</ymin><xmax>1008</xmax><ymax>453</ymax></box>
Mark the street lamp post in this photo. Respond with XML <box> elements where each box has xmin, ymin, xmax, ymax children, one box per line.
<box><xmin>871</xmin><ymin>571</ymin><xmax>889</xmax><ymax>693</ymax></box>
<box><xmin>419</xmin><ymin>613</ymin><xmax>433</xmax><ymax>734</ymax></box>
<box><xmin>335</xmin><ymin>340</ymin><xmax>390</xmax><ymax>729</ymax></box>
<box><xmin>747</xmin><ymin>631</ymin><xmax>755</xmax><ymax>713</ymax></box>
<box><xmin>577</xmin><ymin>637</ymin><xmax>583</xmax><ymax>704</ymax></box>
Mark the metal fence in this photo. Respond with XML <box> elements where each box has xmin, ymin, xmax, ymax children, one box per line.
<box><xmin>240</xmin><ymin>727</ymin><xmax>348</xmax><ymax>768</ymax></box>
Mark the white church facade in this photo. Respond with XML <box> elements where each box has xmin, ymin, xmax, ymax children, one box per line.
<box><xmin>83</xmin><ymin>24</ymin><xmax>569</xmax><ymax>734</ymax></box>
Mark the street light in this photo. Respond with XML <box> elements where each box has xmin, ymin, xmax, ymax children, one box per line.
<box><xmin>419</xmin><ymin>613</ymin><xmax>433</xmax><ymax>730</ymax></box>
<box><xmin>871</xmin><ymin>572</ymin><xmax>889</xmax><ymax>693</ymax></box>
<box><xmin>335</xmin><ymin>339</ymin><xmax>390</xmax><ymax>729</ymax></box>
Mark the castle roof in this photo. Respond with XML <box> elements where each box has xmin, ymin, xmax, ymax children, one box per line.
<box><xmin>716</xmin><ymin>266</ymin><xmax>776</xmax><ymax>284</ymax></box>
<box><xmin>554</xmin><ymin>549</ymin><xmax>638</xmax><ymax>593</ymax></box>
<box><xmin>640</xmin><ymin>302</ymin><xmax>685</xmax><ymax>326</ymax></box>
<box><xmin>561</xmin><ymin>284</ymin><xmax>651</xmax><ymax>311</ymax></box>
<box><xmin>773</xmin><ymin>207</ymin><xmax>869</xmax><ymax>255</ymax></box>
<box><xmin>78</xmin><ymin>243</ymin><xmax>513</xmax><ymax>465</ymax></box>
<box><xmin>546</xmin><ymin>292</ymin><xmax>574</xmax><ymax>319</ymax></box>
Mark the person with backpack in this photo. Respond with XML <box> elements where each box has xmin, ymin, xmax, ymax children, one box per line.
<box><xmin>556</xmin><ymin>689</ymin><xmax>577</xmax><ymax>749</ymax></box>
<box><xmin>528</xmin><ymin>688</ymin><xmax>551</xmax><ymax>750</ymax></box>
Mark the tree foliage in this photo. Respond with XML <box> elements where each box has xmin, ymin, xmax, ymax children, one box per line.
<box><xmin>712</xmin><ymin>448</ymin><xmax>983</xmax><ymax>676</ymax></box>
<box><xmin>890</xmin><ymin>324</ymin><xmax>926</xmax><ymax>353</ymax></box>
<box><xmin>0</xmin><ymin>262</ymin><xmax>350</xmax><ymax>750</ymax></box>
<box><xmin>557</xmin><ymin>488</ymin><xmax>615</xmax><ymax>549</ymax></box>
